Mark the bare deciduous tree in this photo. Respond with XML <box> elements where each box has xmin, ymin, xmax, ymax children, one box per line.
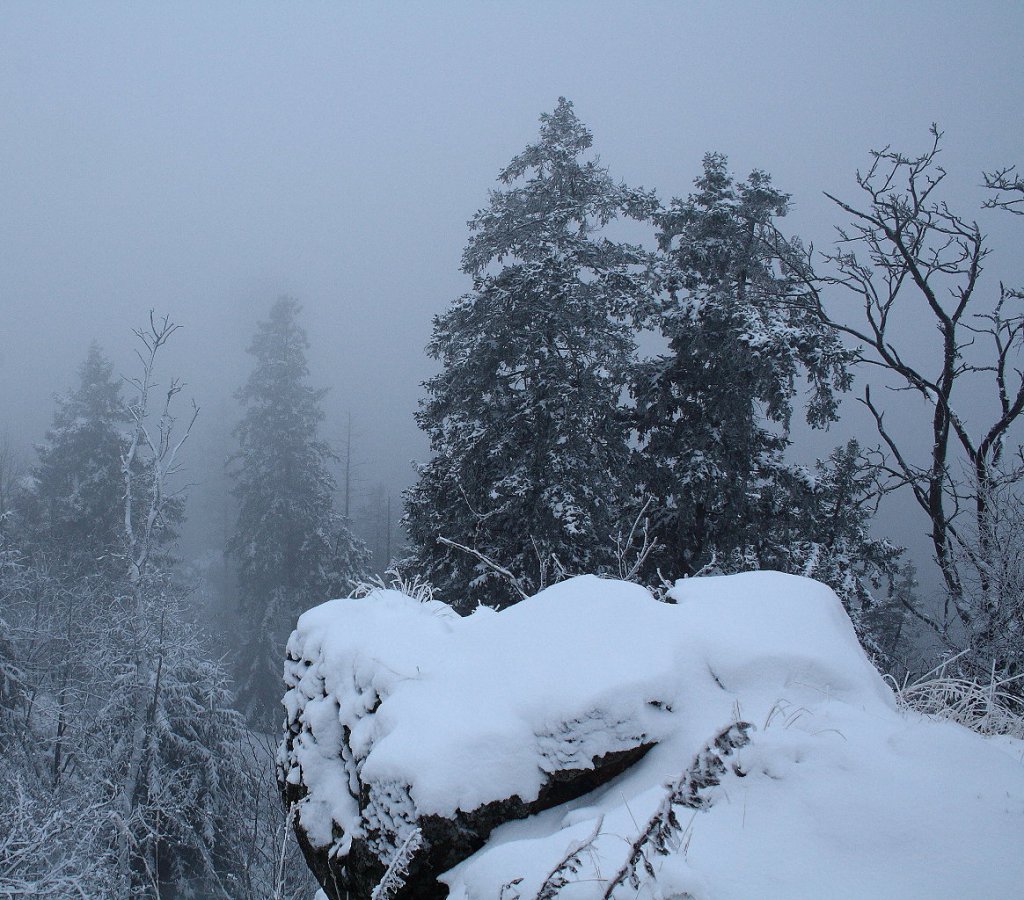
<box><xmin>785</xmin><ymin>127</ymin><xmax>1024</xmax><ymax>674</ymax></box>
<box><xmin>114</xmin><ymin>312</ymin><xmax>200</xmax><ymax>891</ymax></box>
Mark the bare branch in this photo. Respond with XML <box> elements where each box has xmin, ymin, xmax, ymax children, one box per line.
<box><xmin>436</xmin><ymin>536</ymin><xmax>530</xmax><ymax>601</ymax></box>
<box><xmin>983</xmin><ymin>166</ymin><xmax>1024</xmax><ymax>215</ymax></box>
<box><xmin>615</xmin><ymin>497</ymin><xmax>661</xmax><ymax>581</ymax></box>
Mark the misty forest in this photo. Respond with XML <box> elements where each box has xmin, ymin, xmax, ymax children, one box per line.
<box><xmin>2</xmin><ymin>6</ymin><xmax>1023</xmax><ymax>900</ymax></box>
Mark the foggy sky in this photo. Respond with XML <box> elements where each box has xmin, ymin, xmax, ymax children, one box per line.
<box><xmin>2</xmin><ymin>2</ymin><xmax>1022</xmax><ymax>562</ymax></box>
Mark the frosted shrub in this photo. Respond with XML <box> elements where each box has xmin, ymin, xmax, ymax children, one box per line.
<box><xmin>891</xmin><ymin>659</ymin><xmax>1024</xmax><ymax>738</ymax></box>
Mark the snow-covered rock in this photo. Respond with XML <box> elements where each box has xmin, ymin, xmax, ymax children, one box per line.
<box><xmin>279</xmin><ymin>573</ymin><xmax>1024</xmax><ymax>900</ymax></box>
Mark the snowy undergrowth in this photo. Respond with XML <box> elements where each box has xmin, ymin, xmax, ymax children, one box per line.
<box><xmin>888</xmin><ymin>658</ymin><xmax>1024</xmax><ymax>739</ymax></box>
<box><xmin>283</xmin><ymin>572</ymin><xmax>1024</xmax><ymax>899</ymax></box>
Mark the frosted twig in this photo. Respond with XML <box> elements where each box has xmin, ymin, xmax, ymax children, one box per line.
<box><xmin>273</xmin><ymin>803</ymin><xmax>297</xmax><ymax>900</ymax></box>
<box><xmin>370</xmin><ymin>827</ymin><xmax>423</xmax><ymax>900</ymax></box>
<box><xmin>535</xmin><ymin>814</ymin><xmax>605</xmax><ymax>899</ymax></box>
<box><xmin>437</xmin><ymin>536</ymin><xmax>529</xmax><ymax>599</ymax></box>
<box><xmin>602</xmin><ymin>721</ymin><xmax>753</xmax><ymax>898</ymax></box>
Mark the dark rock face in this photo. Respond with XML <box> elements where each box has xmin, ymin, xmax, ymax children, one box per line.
<box><xmin>280</xmin><ymin>739</ymin><xmax>654</xmax><ymax>900</ymax></box>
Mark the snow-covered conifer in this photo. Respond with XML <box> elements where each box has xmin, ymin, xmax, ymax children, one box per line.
<box><xmin>748</xmin><ymin>441</ymin><xmax>906</xmax><ymax>655</ymax></box>
<box><xmin>96</xmin><ymin>604</ymin><xmax>251</xmax><ymax>893</ymax></box>
<box><xmin>230</xmin><ymin>298</ymin><xmax>368</xmax><ymax>726</ymax></box>
<box><xmin>31</xmin><ymin>342</ymin><xmax>128</xmax><ymax>561</ymax></box>
<box><xmin>405</xmin><ymin>98</ymin><xmax>656</xmax><ymax>608</ymax></box>
<box><xmin>632</xmin><ymin>154</ymin><xmax>852</xmax><ymax>579</ymax></box>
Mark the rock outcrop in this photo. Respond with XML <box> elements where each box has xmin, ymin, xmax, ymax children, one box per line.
<box><xmin>280</xmin><ymin>733</ymin><xmax>652</xmax><ymax>899</ymax></box>
<box><xmin>277</xmin><ymin>578</ymin><xmax>678</xmax><ymax>899</ymax></box>
<box><xmin>278</xmin><ymin>573</ymin><xmax>1024</xmax><ymax>900</ymax></box>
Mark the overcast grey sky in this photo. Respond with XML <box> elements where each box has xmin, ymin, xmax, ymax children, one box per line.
<box><xmin>2</xmin><ymin>2</ymin><xmax>1022</xmax><ymax>552</ymax></box>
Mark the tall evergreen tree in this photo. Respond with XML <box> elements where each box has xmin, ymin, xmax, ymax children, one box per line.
<box><xmin>31</xmin><ymin>342</ymin><xmax>127</xmax><ymax>562</ymax></box>
<box><xmin>27</xmin><ymin>340</ymin><xmax>182</xmax><ymax>570</ymax></box>
<box><xmin>633</xmin><ymin>153</ymin><xmax>853</xmax><ymax>578</ymax></box>
<box><xmin>229</xmin><ymin>298</ymin><xmax>367</xmax><ymax>726</ymax></box>
<box><xmin>405</xmin><ymin>98</ymin><xmax>657</xmax><ymax>609</ymax></box>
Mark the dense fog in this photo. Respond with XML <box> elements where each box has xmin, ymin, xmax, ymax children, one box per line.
<box><xmin>2</xmin><ymin>4</ymin><xmax>1023</xmax><ymax>897</ymax></box>
<box><xmin>3</xmin><ymin>4</ymin><xmax>1021</xmax><ymax>569</ymax></box>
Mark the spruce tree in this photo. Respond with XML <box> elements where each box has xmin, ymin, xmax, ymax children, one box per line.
<box><xmin>230</xmin><ymin>298</ymin><xmax>367</xmax><ymax>726</ymax></box>
<box><xmin>32</xmin><ymin>341</ymin><xmax>127</xmax><ymax>562</ymax></box>
<box><xmin>633</xmin><ymin>153</ymin><xmax>852</xmax><ymax>579</ymax></box>
<box><xmin>731</xmin><ymin>440</ymin><xmax>905</xmax><ymax>649</ymax></box>
<box><xmin>405</xmin><ymin>98</ymin><xmax>656</xmax><ymax>609</ymax></box>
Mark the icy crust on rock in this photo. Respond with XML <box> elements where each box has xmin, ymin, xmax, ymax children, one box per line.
<box><xmin>279</xmin><ymin>589</ymin><xmax>460</xmax><ymax>854</ymax></box>
<box><xmin>278</xmin><ymin>572</ymin><xmax>895</xmax><ymax>873</ymax></box>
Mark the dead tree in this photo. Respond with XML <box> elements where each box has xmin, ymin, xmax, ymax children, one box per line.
<box><xmin>784</xmin><ymin>127</ymin><xmax>1024</xmax><ymax>673</ymax></box>
<box><xmin>115</xmin><ymin>312</ymin><xmax>198</xmax><ymax>891</ymax></box>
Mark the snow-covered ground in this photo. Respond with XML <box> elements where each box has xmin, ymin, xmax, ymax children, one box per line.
<box><xmin>284</xmin><ymin>573</ymin><xmax>1024</xmax><ymax>899</ymax></box>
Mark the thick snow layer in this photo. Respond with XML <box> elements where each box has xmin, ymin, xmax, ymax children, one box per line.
<box><xmin>281</xmin><ymin>573</ymin><xmax>1024</xmax><ymax>898</ymax></box>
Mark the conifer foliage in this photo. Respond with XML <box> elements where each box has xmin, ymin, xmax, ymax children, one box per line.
<box><xmin>32</xmin><ymin>341</ymin><xmax>127</xmax><ymax>559</ymax></box>
<box><xmin>632</xmin><ymin>153</ymin><xmax>853</xmax><ymax>579</ymax></box>
<box><xmin>230</xmin><ymin>298</ymin><xmax>367</xmax><ymax>725</ymax></box>
<box><xmin>405</xmin><ymin>98</ymin><xmax>657</xmax><ymax>609</ymax></box>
